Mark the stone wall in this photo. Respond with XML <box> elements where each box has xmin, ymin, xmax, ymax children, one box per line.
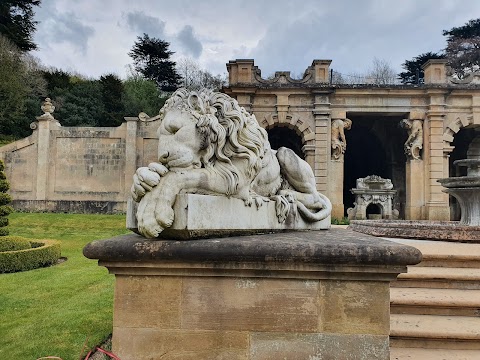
<box><xmin>0</xmin><ymin>114</ymin><xmax>161</xmax><ymax>213</ymax></box>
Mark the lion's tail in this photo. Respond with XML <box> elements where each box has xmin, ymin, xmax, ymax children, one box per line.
<box><xmin>297</xmin><ymin>193</ymin><xmax>332</xmax><ymax>222</ymax></box>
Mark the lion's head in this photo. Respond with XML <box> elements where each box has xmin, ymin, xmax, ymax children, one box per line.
<box><xmin>157</xmin><ymin>88</ymin><xmax>268</xmax><ymax>196</ymax></box>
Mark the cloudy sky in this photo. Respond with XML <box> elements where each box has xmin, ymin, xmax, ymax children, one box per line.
<box><xmin>32</xmin><ymin>0</ymin><xmax>480</xmax><ymax>80</ymax></box>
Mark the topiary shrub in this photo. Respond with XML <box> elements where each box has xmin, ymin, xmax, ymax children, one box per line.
<box><xmin>0</xmin><ymin>160</ymin><xmax>12</xmax><ymax>236</ymax></box>
<box><xmin>0</xmin><ymin>236</ymin><xmax>32</xmax><ymax>252</ymax></box>
<box><xmin>0</xmin><ymin>239</ymin><xmax>61</xmax><ymax>273</ymax></box>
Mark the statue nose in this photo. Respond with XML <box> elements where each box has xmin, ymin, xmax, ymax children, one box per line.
<box><xmin>158</xmin><ymin>151</ymin><xmax>169</xmax><ymax>163</ymax></box>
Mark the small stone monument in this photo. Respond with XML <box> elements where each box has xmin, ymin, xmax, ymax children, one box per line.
<box><xmin>347</xmin><ymin>175</ymin><xmax>398</xmax><ymax>220</ymax></box>
<box><xmin>84</xmin><ymin>89</ymin><xmax>421</xmax><ymax>360</ymax></box>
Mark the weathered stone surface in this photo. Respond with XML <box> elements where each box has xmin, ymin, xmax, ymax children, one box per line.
<box><xmin>349</xmin><ymin>220</ymin><xmax>480</xmax><ymax>242</ymax></box>
<box><xmin>180</xmin><ymin>277</ymin><xmax>319</xmax><ymax>332</ymax></box>
<box><xmin>249</xmin><ymin>333</ymin><xmax>389</xmax><ymax>360</ymax></box>
<box><xmin>83</xmin><ymin>229</ymin><xmax>422</xmax><ymax>266</ymax></box>
<box><xmin>113</xmin><ymin>328</ymin><xmax>249</xmax><ymax>360</ymax></box>
<box><xmin>127</xmin><ymin>194</ymin><xmax>330</xmax><ymax>240</ymax></box>
<box><xmin>113</xmin><ymin>275</ymin><xmax>182</xmax><ymax>328</ymax></box>
<box><xmin>321</xmin><ymin>280</ymin><xmax>390</xmax><ymax>334</ymax></box>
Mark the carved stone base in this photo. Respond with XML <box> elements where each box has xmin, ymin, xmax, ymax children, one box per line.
<box><xmin>83</xmin><ymin>230</ymin><xmax>422</xmax><ymax>360</ymax></box>
<box><xmin>127</xmin><ymin>194</ymin><xmax>331</xmax><ymax>239</ymax></box>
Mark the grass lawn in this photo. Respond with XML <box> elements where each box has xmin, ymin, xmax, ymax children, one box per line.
<box><xmin>0</xmin><ymin>212</ymin><xmax>129</xmax><ymax>360</ymax></box>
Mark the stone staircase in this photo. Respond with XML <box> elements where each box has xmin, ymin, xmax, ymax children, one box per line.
<box><xmin>387</xmin><ymin>238</ymin><xmax>480</xmax><ymax>360</ymax></box>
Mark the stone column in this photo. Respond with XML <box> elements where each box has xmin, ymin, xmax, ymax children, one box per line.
<box><xmin>405</xmin><ymin>160</ymin><xmax>425</xmax><ymax>219</ymax></box>
<box><xmin>34</xmin><ymin>99</ymin><xmax>59</xmax><ymax>201</ymax></box>
<box><xmin>124</xmin><ymin>117</ymin><xmax>138</xmax><ymax>198</ymax></box>
<box><xmin>328</xmin><ymin>110</ymin><xmax>350</xmax><ymax>219</ymax></box>
<box><xmin>313</xmin><ymin>91</ymin><xmax>331</xmax><ymax>198</ymax></box>
<box><xmin>401</xmin><ymin>115</ymin><xmax>426</xmax><ymax>220</ymax></box>
<box><xmin>84</xmin><ymin>231</ymin><xmax>421</xmax><ymax>360</ymax></box>
<box><xmin>424</xmin><ymin>90</ymin><xmax>450</xmax><ymax>220</ymax></box>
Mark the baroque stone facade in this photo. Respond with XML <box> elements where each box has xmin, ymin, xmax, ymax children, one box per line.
<box><xmin>224</xmin><ymin>59</ymin><xmax>480</xmax><ymax>221</ymax></box>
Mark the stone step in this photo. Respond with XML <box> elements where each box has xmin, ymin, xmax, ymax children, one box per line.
<box><xmin>392</xmin><ymin>266</ymin><xmax>480</xmax><ymax>289</ymax></box>
<box><xmin>390</xmin><ymin>347</ymin><xmax>480</xmax><ymax>360</ymax></box>
<box><xmin>390</xmin><ymin>287</ymin><xmax>480</xmax><ymax>316</ymax></box>
<box><xmin>385</xmin><ymin>238</ymin><xmax>480</xmax><ymax>268</ymax></box>
<box><xmin>390</xmin><ymin>314</ymin><xmax>480</xmax><ymax>350</ymax></box>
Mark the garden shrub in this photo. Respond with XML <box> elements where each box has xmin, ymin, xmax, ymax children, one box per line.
<box><xmin>0</xmin><ymin>239</ymin><xmax>61</xmax><ymax>273</ymax></box>
<box><xmin>0</xmin><ymin>160</ymin><xmax>12</xmax><ymax>236</ymax></box>
<box><xmin>0</xmin><ymin>236</ymin><xmax>31</xmax><ymax>252</ymax></box>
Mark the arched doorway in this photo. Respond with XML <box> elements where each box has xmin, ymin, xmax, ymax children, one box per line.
<box><xmin>266</xmin><ymin>126</ymin><xmax>304</xmax><ymax>159</ymax></box>
<box><xmin>344</xmin><ymin>114</ymin><xmax>406</xmax><ymax>217</ymax></box>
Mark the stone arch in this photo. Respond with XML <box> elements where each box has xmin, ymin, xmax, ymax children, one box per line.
<box><xmin>260</xmin><ymin>113</ymin><xmax>316</xmax><ymax>155</ymax></box>
<box><xmin>443</xmin><ymin>115</ymin><xmax>474</xmax><ymax>150</ymax></box>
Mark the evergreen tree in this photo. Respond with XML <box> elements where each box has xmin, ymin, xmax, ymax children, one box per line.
<box><xmin>0</xmin><ymin>0</ymin><xmax>41</xmax><ymax>52</ymax></box>
<box><xmin>398</xmin><ymin>52</ymin><xmax>445</xmax><ymax>84</ymax></box>
<box><xmin>0</xmin><ymin>160</ymin><xmax>13</xmax><ymax>236</ymax></box>
<box><xmin>99</xmin><ymin>74</ymin><xmax>125</xmax><ymax>127</ymax></box>
<box><xmin>129</xmin><ymin>33</ymin><xmax>181</xmax><ymax>91</ymax></box>
<box><xmin>54</xmin><ymin>80</ymin><xmax>105</xmax><ymax>127</ymax></box>
<box><xmin>122</xmin><ymin>72</ymin><xmax>167</xmax><ymax>117</ymax></box>
<box><xmin>443</xmin><ymin>18</ymin><xmax>480</xmax><ymax>79</ymax></box>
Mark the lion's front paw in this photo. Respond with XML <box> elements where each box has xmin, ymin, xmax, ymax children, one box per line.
<box><xmin>138</xmin><ymin>214</ymin><xmax>164</xmax><ymax>238</ymax></box>
<box><xmin>155</xmin><ymin>204</ymin><xmax>175</xmax><ymax>230</ymax></box>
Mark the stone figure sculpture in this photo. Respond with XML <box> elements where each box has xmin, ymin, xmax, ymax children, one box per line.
<box><xmin>131</xmin><ymin>88</ymin><xmax>332</xmax><ymax>238</ymax></box>
<box><xmin>331</xmin><ymin>118</ymin><xmax>352</xmax><ymax>160</ymax></box>
<box><xmin>401</xmin><ymin>119</ymin><xmax>423</xmax><ymax>160</ymax></box>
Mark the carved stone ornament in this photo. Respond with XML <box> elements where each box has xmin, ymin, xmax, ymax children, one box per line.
<box><xmin>347</xmin><ymin>175</ymin><xmax>398</xmax><ymax>220</ymax></box>
<box><xmin>331</xmin><ymin>118</ymin><xmax>352</xmax><ymax>160</ymax></box>
<box><xmin>37</xmin><ymin>97</ymin><xmax>55</xmax><ymax>120</ymax></box>
<box><xmin>130</xmin><ymin>88</ymin><xmax>332</xmax><ymax>239</ymax></box>
<box><xmin>401</xmin><ymin>119</ymin><xmax>423</xmax><ymax>160</ymax></box>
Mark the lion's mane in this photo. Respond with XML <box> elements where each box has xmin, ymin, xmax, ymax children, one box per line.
<box><xmin>159</xmin><ymin>88</ymin><xmax>268</xmax><ymax>196</ymax></box>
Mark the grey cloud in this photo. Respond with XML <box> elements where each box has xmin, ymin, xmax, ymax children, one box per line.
<box><xmin>124</xmin><ymin>11</ymin><xmax>166</xmax><ymax>38</ymax></box>
<box><xmin>36</xmin><ymin>11</ymin><xmax>94</xmax><ymax>55</ymax></box>
<box><xmin>176</xmin><ymin>25</ymin><xmax>203</xmax><ymax>58</ymax></box>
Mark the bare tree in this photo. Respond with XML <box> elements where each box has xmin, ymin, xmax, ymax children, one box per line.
<box><xmin>366</xmin><ymin>57</ymin><xmax>397</xmax><ymax>85</ymax></box>
<box><xmin>176</xmin><ymin>57</ymin><xmax>226</xmax><ymax>91</ymax></box>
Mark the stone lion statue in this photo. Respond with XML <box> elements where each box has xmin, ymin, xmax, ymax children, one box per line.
<box><xmin>131</xmin><ymin>88</ymin><xmax>332</xmax><ymax>238</ymax></box>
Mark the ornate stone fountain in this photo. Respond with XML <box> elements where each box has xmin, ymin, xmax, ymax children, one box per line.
<box><xmin>438</xmin><ymin>136</ymin><xmax>480</xmax><ymax>226</ymax></box>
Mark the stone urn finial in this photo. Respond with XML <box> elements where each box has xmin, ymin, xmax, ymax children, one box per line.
<box><xmin>41</xmin><ymin>98</ymin><xmax>55</xmax><ymax>115</ymax></box>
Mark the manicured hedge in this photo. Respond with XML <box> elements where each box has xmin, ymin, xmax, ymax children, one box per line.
<box><xmin>0</xmin><ymin>236</ymin><xmax>32</xmax><ymax>252</ymax></box>
<box><xmin>0</xmin><ymin>239</ymin><xmax>61</xmax><ymax>273</ymax></box>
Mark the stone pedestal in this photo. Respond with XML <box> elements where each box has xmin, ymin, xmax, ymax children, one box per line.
<box><xmin>83</xmin><ymin>230</ymin><xmax>421</xmax><ymax>360</ymax></box>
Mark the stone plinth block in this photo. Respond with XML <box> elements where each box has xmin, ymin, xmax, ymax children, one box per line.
<box><xmin>127</xmin><ymin>194</ymin><xmax>330</xmax><ymax>239</ymax></box>
<box><xmin>84</xmin><ymin>230</ymin><xmax>422</xmax><ymax>360</ymax></box>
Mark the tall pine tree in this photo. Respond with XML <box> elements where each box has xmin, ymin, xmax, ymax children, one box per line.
<box><xmin>129</xmin><ymin>34</ymin><xmax>181</xmax><ymax>91</ymax></box>
<box><xmin>0</xmin><ymin>0</ymin><xmax>41</xmax><ymax>52</ymax></box>
<box><xmin>443</xmin><ymin>18</ymin><xmax>480</xmax><ymax>79</ymax></box>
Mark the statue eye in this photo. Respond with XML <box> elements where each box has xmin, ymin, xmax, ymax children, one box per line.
<box><xmin>165</xmin><ymin>122</ymin><xmax>180</xmax><ymax>134</ymax></box>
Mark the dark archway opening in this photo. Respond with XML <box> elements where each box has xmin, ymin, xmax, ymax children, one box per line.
<box><xmin>344</xmin><ymin>114</ymin><xmax>406</xmax><ymax>218</ymax></box>
<box><xmin>267</xmin><ymin>126</ymin><xmax>304</xmax><ymax>159</ymax></box>
<box><xmin>448</xmin><ymin>127</ymin><xmax>477</xmax><ymax>220</ymax></box>
<box><xmin>366</xmin><ymin>203</ymin><xmax>382</xmax><ymax>218</ymax></box>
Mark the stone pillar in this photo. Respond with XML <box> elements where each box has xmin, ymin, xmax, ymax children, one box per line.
<box><xmin>424</xmin><ymin>90</ymin><xmax>450</xmax><ymax>220</ymax></box>
<box><xmin>313</xmin><ymin>91</ymin><xmax>331</xmax><ymax>198</ymax></box>
<box><xmin>124</xmin><ymin>117</ymin><xmax>138</xmax><ymax>201</ymax></box>
<box><xmin>84</xmin><ymin>231</ymin><xmax>421</xmax><ymax>360</ymax></box>
<box><xmin>328</xmin><ymin>110</ymin><xmax>350</xmax><ymax>219</ymax></box>
<box><xmin>405</xmin><ymin>160</ymin><xmax>425</xmax><ymax>219</ymax></box>
<box><xmin>422</xmin><ymin>59</ymin><xmax>448</xmax><ymax>85</ymax></box>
